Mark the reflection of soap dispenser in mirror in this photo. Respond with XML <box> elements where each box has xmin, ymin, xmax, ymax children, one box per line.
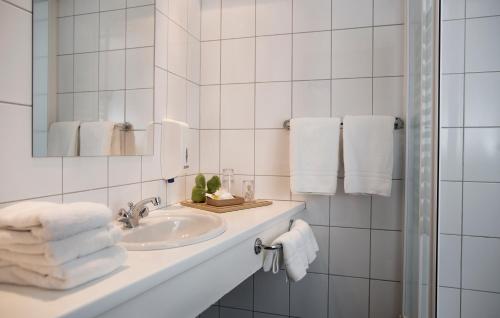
<box><xmin>161</xmin><ymin>119</ymin><xmax>189</xmax><ymax>182</ymax></box>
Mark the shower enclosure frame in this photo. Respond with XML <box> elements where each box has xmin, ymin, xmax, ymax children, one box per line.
<box><xmin>402</xmin><ymin>0</ymin><xmax>440</xmax><ymax>317</ymax></box>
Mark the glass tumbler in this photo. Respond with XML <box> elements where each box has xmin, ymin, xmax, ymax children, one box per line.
<box><xmin>242</xmin><ymin>180</ymin><xmax>255</xmax><ymax>202</ymax></box>
<box><xmin>222</xmin><ymin>168</ymin><xmax>234</xmax><ymax>193</ymax></box>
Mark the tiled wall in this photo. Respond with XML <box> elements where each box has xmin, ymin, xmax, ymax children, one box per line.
<box><xmin>0</xmin><ymin>0</ymin><xmax>201</xmax><ymax>213</ymax></box>
<box><xmin>198</xmin><ymin>0</ymin><xmax>405</xmax><ymax>317</ymax></box>
<box><xmin>439</xmin><ymin>0</ymin><xmax>500</xmax><ymax>317</ymax></box>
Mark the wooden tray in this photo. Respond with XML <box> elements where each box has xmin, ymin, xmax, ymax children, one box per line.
<box><xmin>206</xmin><ymin>196</ymin><xmax>244</xmax><ymax>207</ymax></box>
<box><xmin>180</xmin><ymin>199</ymin><xmax>272</xmax><ymax>213</ymax></box>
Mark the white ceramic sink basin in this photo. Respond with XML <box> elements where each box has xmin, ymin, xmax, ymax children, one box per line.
<box><xmin>121</xmin><ymin>210</ymin><xmax>226</xmax><ymax>251</ymax></box>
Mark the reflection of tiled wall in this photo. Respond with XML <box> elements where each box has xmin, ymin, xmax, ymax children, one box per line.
<box><xmin>198</xmin><ymin>0</ymin><xmax>405</xmax><ymax>317</ymax></box>
<box><xmin>439</xmin><ymin>1</ymin><xmax>500</xmax><ymax>317</ymax></box>
<box><xmin>56</xmin><ymin>0</ymin><xmax>155</xmax><ymax>147</ymax></box>
<box><xmin>0</xmin><ymin>0</ymin><xmax>200</xmax><ymax>216</ymax></box>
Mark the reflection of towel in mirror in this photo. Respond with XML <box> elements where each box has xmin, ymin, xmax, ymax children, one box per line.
<box><xmin>80</xmin><ymin>121</ymin><xmax>115</xmax><ymax>156</ymax></box>
<box><xmin>47</xmin><ymin>121</ymin><xmax>80</xmax><ymax>156</ymax></box>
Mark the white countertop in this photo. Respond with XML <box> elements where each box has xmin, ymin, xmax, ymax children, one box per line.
<box><xmin>0</xmin><ymin>201</ymin><xmax>304</xmax><ymax>318</ymax></box>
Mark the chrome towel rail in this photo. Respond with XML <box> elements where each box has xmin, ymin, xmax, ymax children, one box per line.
<box><xmin>282</xmin><ymin>117</ymin><xmax>405</xmax><ymax>130</ymax></box>
<box><xmin>254</xmin><ymin>219</ymin><xmax>294</xmax><ymax>255</ymax></box>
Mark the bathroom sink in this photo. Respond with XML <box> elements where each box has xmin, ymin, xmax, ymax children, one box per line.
<box><xmin>121</xmin><ymin>210</ymin><xmax>226</xmax><ymax>251</ymax></box>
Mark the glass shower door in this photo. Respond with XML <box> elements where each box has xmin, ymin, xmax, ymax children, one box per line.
<box><xmin>403</xmin><ymin>0</ymin><xmax>439</xmax><ymax>317</ymax></box>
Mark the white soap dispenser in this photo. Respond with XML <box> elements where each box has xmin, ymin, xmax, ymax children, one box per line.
<box><xmin>161</xmin><ymin>119</ymin><xmax>189</xmax><ymax>181</ymax></box>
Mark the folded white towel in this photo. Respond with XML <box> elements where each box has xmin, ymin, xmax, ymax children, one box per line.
<box><xmin>343</xmin><ymin>115</ymin><xmax>394</xmax><ymax>196</ymax></box>
<box><xmin>290</xmin><ymin>219</ymin><xmax>319</xmax><ymax>264</ymax></box>
<box><xmin>80</xmin><ymin>121</ymin><xmax>115</xmax><ymax>156</ymax></box>
<box><xmin>0</xmin><ymin>201</ymin><xmax>112</xmax><ymax>242</ymax></box>
<box><xmin>263</xmin><ymin>220</ymin><xmax>318</xmax><ymax>282</ymax></box>
<box><xmin>0</xmin><ymin>246</ymin><xmax>127</xmax><ymax>290</ymax></box>
<box><xmin>290</xmin><ymin>117</ymin><xmax>341</xmax><ymax>195</ymax></box>
<box><xmin>47</xmin><ymin>121</ymin><xmax>80</xmax><ymax>156</ymax></box>
<box><xmin>0</xmin><ymin>224</ymin><xmax>122</xmax><ymax>266</ymax></box>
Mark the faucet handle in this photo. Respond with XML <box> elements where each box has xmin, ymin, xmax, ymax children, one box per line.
<box><xmin>127</xmin><ymin>201</ymin><xmax>135</xmax><ymax>209</ymax></box>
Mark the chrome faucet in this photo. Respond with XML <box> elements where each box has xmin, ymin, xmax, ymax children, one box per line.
<box><xmin>117</xmin><ymin>197</ymin><xmax>161</xmax><ymax>228</ymax></box>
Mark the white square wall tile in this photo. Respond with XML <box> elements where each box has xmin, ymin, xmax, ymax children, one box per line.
<box><xmin>332</xmin><ymin>0</ymin><xmax>372</xmax><ymax>29</ymax></box>
<box><xmin>200</xmin><ymin>85</ymin><xmax>220</xmax><ymax>129</ymax></box>
<box><xmin>466</xmin><ymin>17</ymin><xmax>500</xmax><ymax>72</ymax></box>
<box><xmin>100</xmin><ymin>90</ymin><xmax>125</xmax><ymax>123</ymax></box>
<box><xmin>57</xmin><ymin>55</ymin><xmax>73</xmax><ymax>93</ymax></box>
<box><xmin>370</xmin><ymin>230</ymin><xmax>402</xmax><ymax>281</ymax></box>
<box><xmin>186</xmin><ymin>129</ymin><xmax>200</xmax><ymax>175</ymax></box>
<box><xmin>101</xmin><ymin>0</ymin><xmax>126</xmax><ymax>11</ymax></box>
<box><xmin>187</xmin><ymin>82</ymin><xmax>200</xmax><ymax>128</ymax></box>
<box><xmin>188</xmin><ymin>0</ymin><xmax>201</xmax><ymax>39</ymax></box>
<box><xmin>63</xmin><ymin>157</ymin><xmax>107</xmax><ymax>193</ymax></box>
<box><xmin>74</xmin><ymin>13</ymin><xmax>99</xmax><ymax>53</ymax></box>
<box><xmin>330</xmin><ymin>276</ymin><xmax>369</xmax><ymax>318</ymax></box>
<box><xmin>201</xmin><ymin>41</ymin><xmax>221</xmax><ymax>85</ymax></box>
<box><xmin>256</xmin><ymin>35</ymin><xmax>292</xmax><ymax>82</ymax></box>
<box><xmin>256</xmin><ymin>0</ymin><xmax>292</xmax><ymax>36</ymax></box>
<box><xmin>438</xmin><ymin>287</ymin><xmax>461</xmax><ymax>318</ymax></box>
<box><xmin>74</xmin><ymin>92</ymin><xmax>99</xmax><ymax>121</ymax></box>
<box><xmin>170</xmin><ymin>0</ymin><xmax>188</xmax><ymax>28</ymax></box>
<box><xmin>155</xmin><ymin>11</ymin><xmax>168</xmax><ymax>69</ymax></box>
<box><xmin>127</xmin><ymin>0</ymin><xmax>155</xmax><ymax>7</ymax></box>
<box><xmin>109</xmin><ymin>157</ymin><xmax>141</xmax><ymax>186</ymax></box>
<box><xmin>201</xmin><ymin>0</ymin><xmax>221</xmax><ymax>41</ymax></box>
<box><xmin>58</xmin><ymin>0</ymin><xmax>74</xmax><ymax>16</ymax></box>
<box><xmin>255</xmin><ymin>130</ymin><xmax>289</xmax><ymax>176</ymax></box>
<box><xmin>374</xmin><ymin>0</ymin><xmax>404</xmax><ymax>25</ymax></box>
<box><xmin>465</xmin><ymin>72</ymin><xmax>500</xmax><ymax>127</ymax></box>
<box><xmin>292</xmin><ymin>194</ymin><xmax>330</xmax><ymax>226</ymax></box>
<box><xmin>154</xmin><ymin>68</ymin><xmax>167</xmax><ymax>123</ymax></box>
<box><xmin>142</xmin><ymin>124</ymin><xmax>163</xmax><ymax>181</ymax></box>
<box><xmin>461</xmin><ymin>290</ymin><xmax>500</xmax><ymax>318</ymax></box>
<box><xmin>75</xmin><ymin>0</ymin><xmax>99</xmax><ymax>14</ymax></box>
<box><xmin>200</xmin><ymin>130</ymin><xmax>220</xmax><ymax>173</ymax></box>
<box><xmin>466</xmin><ymin>0</ymin><xmax>500</xmax><ymax>18</ymax></box>
<box><xmin>221</xmin><ymin>38</ymin><xmax>255</xmax><ymax>84</ymax></box>
<box><xmin>441</xmin><ymin>0</ymin><xmax>465</xmax><ymax>20</ymax></box>
<box><xmin>309</xmin><ymin>226</ymin><xmax>329</xmax><ymax>274</ymax></box>
<box><xmin>58</xmin><ymin>17</ymin><xmax>73</xmax><ymax>55</ymax></box>
<box><xmin>99</xmin><ymin>50</ymin><xmax>125</xmax><ymax>90</ymax></box>
<box><xmin>332</xmin><ymin>28</ymin><xmax>372</xmax><ymax>78</ymax></box>
<box><xmin>330</xmin><ymin>183</ymin><xmax>371</xmax><ymax>228</ymax></box>
<box><xmin>142</xmin><ymin>180</ymin><xmax>167</xmax><ymax>209</ymax></box>
<box><xmin>187</xmin><ymin>35</ymin><xmax>201</xmax><ymax>83</ymax></box>
<box><xmin>167</xmin><ymin>175</ymin><xmax>186</xmax><ymax>204</ymax></box>
<box><xmin>372</xmin><ymin>180</ymin><xmax>403</xmax><ymax>230</ymax></box>
<box><xmin>0</xmin><ymin>1</ymin><xmax>31</xmax><ymax>105</ymax></box>
<box><xmin>220</xmin><ymin>84</ymin><xmax>254</xmax><ymax>129</ymax></box>
<box><xmin>126</xmin><ymin>47</ymin><xmax>154</xmax><ymax>89</ymax></box>
<box><xmin>441</xmin><ymin>74</ymin><xmax>464</xmax><ymax>127</ymax></box>
<box><xmin>293</xmin><ymin>31</ymin><xmax>331</xmax><ymax>80</ymax></box>
<box><xmin>440</xmin><ymin>128</ymin><xmax>463</xmax><ymax>181</ymax></box>
<box><xmin>168</xmin><ymin>21</ymin><xmax>188</xmax><ymax>78</ymax></box>
<box><xmin>167</xmin><ymin>74</ymin><xmax>187</xmax><ymax>122</ymax></box>
<box><xmin>293</xmin><ymin>0</ymin><xmax>331</xmax><ymax>32</ymax></box>
<box><xmin>100</xmin><ymin>10</ymin><xmax>126</xmax><ymax>51</ymax></box>
<box><xmin>127</xmin><ymin>6</ymin><xmax>154</xmax><ymax>48</ymax></box>
<box><xmin>463</xmin><ymin>182</ymin><xmax>500</xmax><ymax>237</ymax></box>
<box><xmin>441</xmin><ymin>20</ymin><xmax>465</xmax><ymax>74</ymax></box>
<box><xmin>108</xmin><ymin>183</ymin><xmax>141</xmax><ymax>215</ymax></box>
<box><xmin>439</xmin><ymin>181</ymin><xmax>462</xmax><ymax>235</ymax></box>
<box><xmin>464</xmin><ymin>128</ymin><xmax>500</xmax><ymax>182</ymax></box>
<box><xmin>220</xmin><ymin>130</ymin><xmax>254</xmax><ymax>175</ymax></box>
<box><xmin>330</xmin><ymin>227</ymin><xmax>370</xmax><ymax>277</ymax></box>
<box><xmin>0</xmin><ymin>105</ymin><xmax>61</xmax><ymax>203</ymax></box>
<box><xmin>438</xmin><ymin>234</ymin><xmax>461</xmax><ymax>288</ymax></box>
<box><xmin>255</xmin><ymin>82</ymin><xmax>291</xmax><ymax>128</ymax></box>
<box><xmin>221</xmin><ymin>0</ymin><xmax>255</xmax><ymax>38</ymax></box>
<box><xmin>290</xmin><ymin>273</ymin><xmax>328</xmax><ymax>318</ymax></box>
<box><xmin>462</xmin><ymin>236</ymin><xmax>500</xmax><ymax>293</ymax></box>
<box><xmin>292</xmin><ymin>80</ymin><xmax>330</xmax><ymax>118</ymax></box>
<box><xmin>331</xmin><ymin>78</ymin><xmax>372</xmax><ymax>117</ymax></box>
<box><xmin>369</xmin><ymin>281</ymin><xmax>401</xmax><ymax>318</ymax></box>
<box><xmin>74</xmin><ymin>53</ymin><xmax>98</xmax><ymax>92</ymax></box>
<box><xmin>373</xmin><ymin>25</ymin><xmax>404</xmax><ymax>76</ymax></box>
<box><xmin>373</xmin><ymin>77</ymin><xmax>405</xmax><ymax>118</ymax></box>
<box><xmin>63</xmin><ymin>189</ymin><xmax>108</xmax><ymax>205</ymax></box>
<box><xmin>255</xmin><ymin>176</ymin><xmax>290</xmax><ymax>200</ymax></box>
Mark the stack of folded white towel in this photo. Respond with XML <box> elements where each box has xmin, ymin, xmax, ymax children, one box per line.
<box><xmin>0</xmin><ymin>201</ymin><xmax>126</xmax><ymax>290</ymax></box>
<box><xmin>263</xmin><ymin>219</ymin><xmax>319</xmax><ymax>282</ymax></box>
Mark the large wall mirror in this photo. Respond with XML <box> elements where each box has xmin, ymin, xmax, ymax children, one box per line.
<box><xmin>33</xmin><ymin>0</ymin><xmax>154</xmax><ymax>156</ymax></box>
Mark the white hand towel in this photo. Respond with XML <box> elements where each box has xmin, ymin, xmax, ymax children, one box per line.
<box><xmin>290</xmin><ymin>219</ymin><xmax>319</xmax><ymax>264</ymax></box>
<box><xmin>80</xmin><ymin>121</ymin><xmax>115</xmax><ymax>156</ymax></box>
<box><xmin>0</xmin><ymin>225</ymin><xmax>122</xmax><ymax>266</ymax></box>
<box><xmin>0</xmin><ymin>246</ymin><xmax>127</xmax><ymax>290</ymax></box>
<box><xmin>290</xmin><ymin>117</ymin><xmax>341</xmax><ymax>195</ymax></box>
<box><xmin>47</xmin><ymin>121</ymin><xmax>80</xmax><ymax>156</ymax></box>
<box><xmin>0</xmin><ymin>201</ymin><xmax>112</xmax><ymax>242</ymax></box>
<box><xmin>343</xmin><ymin>115</ymin><xmax>394</xmax><ymax>196</ymax></box>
